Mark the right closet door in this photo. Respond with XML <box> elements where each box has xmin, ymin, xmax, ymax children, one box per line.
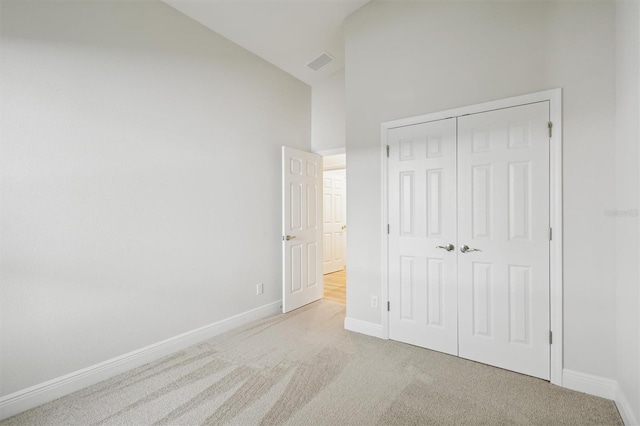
<box><xmin>387</xmin><ymin>101</ymin><xmax>551</xmax><ymax>380</ymax></box>
<box><xmin>457</xmin><ymin>102</ymin><xmax>550</xmax><ymax>380</ymax></box>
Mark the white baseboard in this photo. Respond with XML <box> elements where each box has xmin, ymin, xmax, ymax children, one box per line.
<box><xmin>0</xmin><ymin>300</ymin><xmax>282</xmax><ymax>421</ymax></box>
<box><xmin>562</xmin><ymin>369</ymin><xmax>617</xmax><ymax>399</ymax></box>
<box><xmin>557</xmin><ymin>370</ymin><xmax>640</xmax><ymax>425</ymax></box>
<box><xmin>616</xmin><ymin>384</ymin><xmax>639</xmax><ymax>426</ymax></box>
<box><xmin>344</xmin><ymin>317</ymin><xmax>384</xmax><ymax>339</ymax></box>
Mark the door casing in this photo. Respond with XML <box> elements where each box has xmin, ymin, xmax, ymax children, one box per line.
<box><xmin>380</xmin><ymin>89</ymin><xmax>563</xmax><ymax>386</ymax></box>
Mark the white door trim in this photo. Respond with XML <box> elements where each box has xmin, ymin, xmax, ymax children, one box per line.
<box><xmin>380</xmin><ymin>89</ymin><xmax>563</xmax><ymax>386</ymax></box>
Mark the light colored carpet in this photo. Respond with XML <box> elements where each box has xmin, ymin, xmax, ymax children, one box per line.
<box><xmin>2</xmin><ymin>301</ymin><xmax>622</xmax><ymax>425</ymax></box>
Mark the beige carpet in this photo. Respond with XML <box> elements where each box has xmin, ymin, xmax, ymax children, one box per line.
<box><xmin>2</xmin><ymin>301</ymin><xmax>622</xmax><ymax>425</ymax></box>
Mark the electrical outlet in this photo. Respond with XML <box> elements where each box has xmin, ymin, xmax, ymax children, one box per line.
<box><xmin>371</xmin><ymin>295</ymin><xmax>378</xmax><ymax>308</ymax></box>
<box><xmin>256</xmin><ymin>283</ymin><xmax>264</xmax><ymax>295</ymax></box>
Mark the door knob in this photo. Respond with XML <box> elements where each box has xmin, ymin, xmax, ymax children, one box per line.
<box><xmin>436</xmin><ymin>244</ymin><xmax>455</xmax><ymax>252</ymax></box>
<box><xmin>285</xmin><ymin>235</ymin><xmax>296</xmax><ymax>241</ymax></box>
<box><xmin>460</xmin><ymin>245</ymin><xmax>481</xmax><ymax>253</ymax></box>
<box><xmin>342</xmin><ymin>225</ymin><xmax>347</xmax><ymax>230</ymax></box>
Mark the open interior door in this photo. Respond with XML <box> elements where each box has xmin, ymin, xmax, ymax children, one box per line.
<box><xmin>322</xmin><ymin>170</ymin><xmax>347</xmax><ymax>274</ymax></box>
<box><xmin>282</xmin><ymin>147</ymin><xmax>323</xmax><ymax>313</ymax></box>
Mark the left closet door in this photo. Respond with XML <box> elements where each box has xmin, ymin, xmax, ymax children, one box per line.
<box><xmin>387</xmin><ymin>118</ymin><xmax>459</xmax><ymax>356</ymax></box>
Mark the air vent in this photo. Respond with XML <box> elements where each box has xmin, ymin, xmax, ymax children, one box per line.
<box><xmin>307</xmin><ymin>52</ymin><xmax>334</xmax><ymax>71</ymax></box>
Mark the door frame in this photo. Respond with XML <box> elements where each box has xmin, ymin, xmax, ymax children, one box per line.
<box><xmin>315</xmin><ymin>148</ymin><xmax>348</xmax><ymax>291</ymax></box>
<box><xmin>380</xmin><ymin>89</ymin><xmax>563</xmax><ymax>386</ymax></box>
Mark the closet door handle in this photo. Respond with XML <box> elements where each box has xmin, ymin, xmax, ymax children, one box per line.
<box><xmin>460</xmin><ymin>245</ymin><xmax>481</xmax><ymax>253</ymax></box>
<box><xmin>436</xmin><ymin>244</ymin><xmax>455</xmax><ymax>252</ymax></box>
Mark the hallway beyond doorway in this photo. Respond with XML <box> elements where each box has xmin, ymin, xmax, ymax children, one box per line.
<box><xmin>323</xmin><ymin>269</ymin><xmax>346</xmax><ymax>304</ymax></box>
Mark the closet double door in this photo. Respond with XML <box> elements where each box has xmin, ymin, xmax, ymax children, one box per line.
<box><xmin>388</xmin><ymin>102</ymin><xmax>550</xmax><ymax>380</ymax></box>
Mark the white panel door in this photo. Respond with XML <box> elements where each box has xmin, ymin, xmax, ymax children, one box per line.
<box><xmin>457</xmin><ymin>102</ymin><xmax>550</xmax><ymax>379</ymax></box>
<box><xmin>388</xmin><ymin>118</ymin><xmax>458</xmax><ymax>355</ymax></box>
<box><xmin>323</xmin><ymin>170</ymin><xmax>347</xmax><ymax>274</ymax></box>
<box><xmin>282</xmin><ymin>147</ymin><xmax>323</xmax><ymax>313</ymax></box>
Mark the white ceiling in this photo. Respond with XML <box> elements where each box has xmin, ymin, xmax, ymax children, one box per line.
<box><xmin>162</xmin><ymin>0</ymin><xmax>370</xmax><ymax>86</ymax></box>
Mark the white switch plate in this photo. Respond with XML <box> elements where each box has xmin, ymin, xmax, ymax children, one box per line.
<box><xmin>256</xmin><ymin>283</ymin><xmax>264</xmax><ymax>295</ymax></box>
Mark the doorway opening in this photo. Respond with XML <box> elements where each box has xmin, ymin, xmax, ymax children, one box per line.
<box><xmin>322</xmin><ymin>153</ymin><xmax>347</xmax><ymax>304</ymax></box>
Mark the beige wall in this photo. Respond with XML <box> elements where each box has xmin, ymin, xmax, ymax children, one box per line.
<box><xmin>0</xmin><ymin>0</ymin><xmax>310</xmax><ymax>396</ymax></box>
<box><xmin>312</xmin><ymin>69</ymin><xmax>346</xmax><ymax>152</ymax></box>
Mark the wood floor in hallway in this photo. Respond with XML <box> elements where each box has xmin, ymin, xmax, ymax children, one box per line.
<box><xmin>323</xmin><ymin>269</ymin><xmax>346</xmax><ymax>304</ymax></box>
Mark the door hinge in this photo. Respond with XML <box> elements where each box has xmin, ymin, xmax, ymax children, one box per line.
<box><xmin>387</xmin><ymin>224</ymin><xmax>390</xmax><ymax>234</ymax></box>
<box><xmin>548</xmin><ymin>121</ymin><xmax>553</xmax><ymax>138</ymax></box>
<box><xmin>549</xmin><ymin>331</ymin><xmax>553</xmax><ymax>344</ymax></box>
<box><xmin>386</xmin><ymin>145</ymin><xmax>390</xmax><ymax>158</ymax></box>
<box><xmin>549</xmin><ymin>227</ymin><xmax>553</xmax><ymax>241</ymax></box>
<box><xmin>387</xmin><ymin>301</ymin><xmax>390</xmax><ymax>311</ymax></box>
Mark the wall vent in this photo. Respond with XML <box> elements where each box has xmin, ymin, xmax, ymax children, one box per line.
<box><xmin>307</xmin><ymin>52</ymin><xmax>334</xmax><ymax>71</ymax></box>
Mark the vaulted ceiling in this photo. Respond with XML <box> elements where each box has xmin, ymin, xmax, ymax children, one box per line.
<box><xmin>162</xmin><ymin>0</ymin><xmax>369</xmax><ymax>86</ymax></box>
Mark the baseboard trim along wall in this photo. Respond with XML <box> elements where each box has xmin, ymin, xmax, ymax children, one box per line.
<box><xmin>0</xmin><ymin>300</ymin><xmax>282</xmax><ymax>421</ymax></box>
<box><xmin>562</xmin><ymin>369</ymin><xmax>617</xmax><ymax>399</ymax></box>
<box><xmin>344</xmin><ymin>317</ymin><xmax>384</xmax><ymax>339</ymax></box>
<box><xmin>615</xmin><ymin>384</ymin><xmax>639</xmax><ymax>426</ymax></box>
<box><xmin>563</xmin><ymin>369</ymin><xmax>638</xmax><ymax>425</ymax></box>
